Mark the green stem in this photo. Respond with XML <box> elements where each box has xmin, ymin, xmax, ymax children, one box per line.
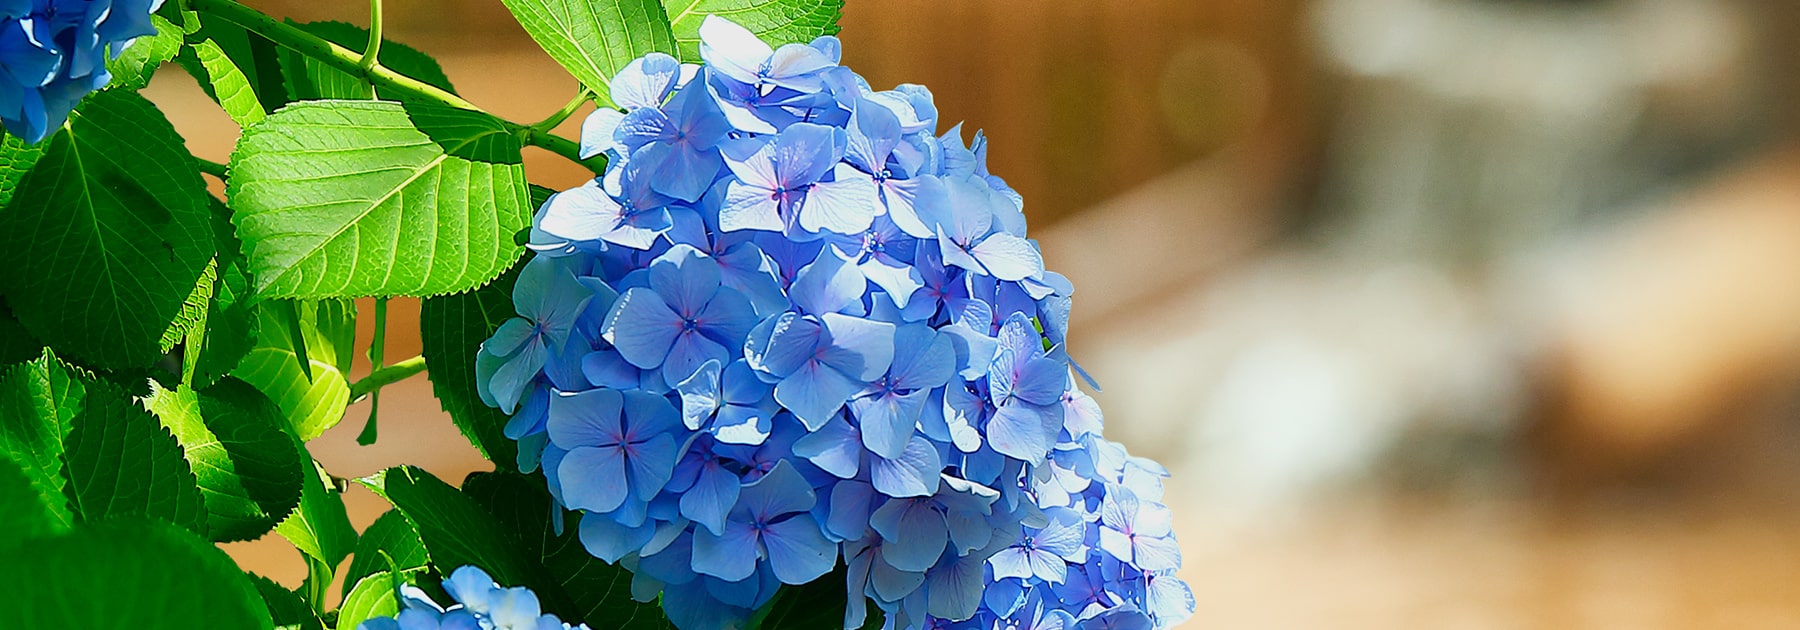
<box><xmin>361</xmin><ymin>0</ymin><xmax>384</xmax><ymax>73</ymax></box>
<box><xmin>188</xmin><ymin>0</ymin><xmax>598</xmax><ymax>173</ymax></box>
<box><xmin>302</xmin><ymin>556</ymin><xmax>331</xmax><ymax>614</ymax></box>
<box><xmin>194</xmin><ymin>156</ymin><xmax>227</xmax><ymax>179</ymax></box>
<box><xmin>348</xmin><ymin>354</ymin><xmax>425</xmax><ymax>401</ymax></box>
<box><xmin>532</xmin><ymin>89</ymin><xmax>592</xmax><ymax>132</ymax></box>
<box><xmin>356</xmin><ymin>298</ymin><xmax>388</xmax><ymax>445</ymax></box>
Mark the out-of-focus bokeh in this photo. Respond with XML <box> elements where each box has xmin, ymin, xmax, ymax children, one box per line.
<box><xmin>159</xmin><ymin>1</ymin><xmax>1800</xmax><ymax>627</ymax></box>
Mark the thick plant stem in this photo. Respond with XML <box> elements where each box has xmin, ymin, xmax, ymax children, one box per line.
<box><xmin>194</xmin><ymin>156</ymin><xmax>227</xmax><ymax>179</ymax></box>
<box><xmin>188</xmin><ymin>0</ymin><xmax>597</xmax><ymax>173</ymax></box>
<box><xmin>532</xmin><ymin>89</ymin><xmax>592</xmax><ymax>132</ymax></box>
<box><xmin>349</xmin><ymin>354</ymin><xmax>426</xmax><ymax>401</ymax></box>
<box><xmin>357</xmin><ymin>298</ymin><xmax>388</xmax><ymax>445</ymax></box>
<box><xmin>360</xmin><ymin>0</ymin><xmax>383</xmax><ymax>73</ymax></box>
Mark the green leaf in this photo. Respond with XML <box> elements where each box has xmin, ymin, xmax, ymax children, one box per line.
<box><xmin>663</xmin><ymin>0</ymin><xmax>843</xmax><ymax>61</ymax></box>
<box><xmin>341</xmin><ymin>509</ymin><xmax>431</xmax><ymax>600</ymax></box>
<box><xmin>361</xmin><ymin>466</ymin><xmax>538</xmax><ymax>591</ymax></box>
<box><xmin>61</xmin><ymin>377</ymin><xmax>208</xmax><ymax>536</ymax></box>
<box><xmin>250</xmin><ymin>574</ymin><xmax>325</xmax><ymax>630</ymax></box>
<box><xmin>0</xmin><ymin>89</ymin><xmax>214</xmax><ymax>370</ymax></box>
<box><xmin>419</xmin><ymin>260</ymin><xmax>523</xmax><ymax>469</ymax></box>
<box><xmin>336</xmin><ymin>569</ymin><xmax>421</xmax><ymax>630</ymax></box>
<box><xmin>189</xmin><ymin>253</ymin><xmax>260</xmax><ymax>387</ymax></box>
<box><xmin>0</xmin><ymin>131</ymin><xmax>44</xmax><ymax>212</ymax></box>
<box><xmin>176</xmin><ymin>12</ymin><xmax>293</xmax><ymax>114</ymax></box>
<box><xmin>464</xmin><ymin>472</ymin><xmax>672</xmax><ymax>629</ymax></box>
<box><xmin>280</xmin><ymin>21</ymin><xmax>456</xmax><ymax>102</ymax></box>
<box><xmin>0</xmin><ymin>518</ymin><xmax>274</xmax><ymax>629</ymax></box>
<box><xmin>228</xmin><ymin>100</ymin><xmax>530</xmax><ymax>299</ymax></box>
<box><xmin>0</xmin><ymin>454</ymin><xmax>69</xmax><ymax>551</ymax></box>
<box><xmin>233</xmin><ymin>300</ymin><xmax>353</xmax><ymax>440</ymax></box>
<box><xmin>192</xmin><ymin>37</ymin><xmax>269</xmax><ymax>126</ymax></box>
<box><xmin>746</xmin><ymin>566</ymin><xmax>881</xmax><ymax>630</ymax></box>
<box><xmin>0</xmin><ymin>299</ymin><xmax>42</xmax><ymax>366</ymax></box>
<box><xmin>276</xmin><ymin>460</ymin><xmax>358</xmax><ymax>572</ymax></box>
<box><xmin>500</xmin><ymin>0</ymin><xmax>676</xmax><ymax>107</ymax></box>
<box><xmin>147</xmin><ymin>378</ymin><xmax>306</xmax><ymax>542</ymax></box>
<box><xmin>108</xmin><ymin>15</ymin><xmax>184</xmax><ymax>91</ymax></box>
<box><xmin>160</xmin><ymin>258</ymin><xmax>218</xmax><ymax>355</ymax></box>
<box><xmin>0</xmin><ymin>350</ymin><xmax>81</xmax><ymax>527</ymax></box>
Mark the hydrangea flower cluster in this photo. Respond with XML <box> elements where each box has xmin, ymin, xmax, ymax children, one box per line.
<box><xmin>476</xmin><ymin>16</ymin><xmax>1194</xmax><ymax>630</ymax></box>
<box><xmin>357</xmin><ymin>566</ymin><xmax>592</xmax><ymax>630</ymax></box>
<box><xmin>0</xmin><ymin>0</ymin><xmax>163</xmax><ymax>143</ymax></box>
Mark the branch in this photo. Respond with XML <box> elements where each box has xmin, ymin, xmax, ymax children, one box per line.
<box><xmin>348</xmin><ymin>354</ymin><xmax>426</xmax><ymax>401</ymax></box>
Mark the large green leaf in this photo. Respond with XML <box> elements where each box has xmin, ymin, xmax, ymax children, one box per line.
<box><xmin>147</xmin><ymin>379</ymin><xmax>306</xmax><ymax>542</ymax></box>
<box><xmin>232</xmin><ymin>300</ymin><xmax>353</xmax><ymax>440</ymax></box>
<box><xmin>501</xmin><ymin>0</ymin><xmax>676</xmax><ymax>107</ymax></box>
<box><xmin>280</xmin><ymin>21</ymin><xmax>456</xmax><ymax>102</ymax></box>
<box><xmin>0</xmin><ymin>454</ymin><xmax>68</xmax><ymax>550</ymax></box>
<box><xmin>419</xmin><ymin>260</ymin><xmax>523</xmax><ymax>468</ymax></box>
<box><xmin>0</xmin><ymin>132</ymin><xmax>44</xmax><ymax>215</ymax></box>
<box><xmin>0</xmin><ymin>299</ymin><xmax>42</xmax><ymax>366</ymax></box>
<box><xmin>362</xmin><ymin>466</ymin><xmax>538</xmax><ymax>587</ymax></box>
<box><xmin>663</xmin><ymin>0</ymin><xmax>843</xmax><ymax>61</ymax></box>
<box><xmin>0</xmin><ymin>518</ymin><xmax>273</xmax><ymax>629</ymax></box>
<box><xmin>228</xmin><ymin>100</ymin><xmax>530</xmax><ymax>299</ymax></box>
<box><xmin>336</xmin><ymin>569</ymin><xmax>422</xmax><ymax>630</ymax></box>
<box><xmin>746</xmin><ymin>566</ymin><xmax>882</xmax><ymax>630</ymax></box>
<box><xmin>60</xmin><ymin>377</ymin><xmax>208</xmax><ymax>536</ymax></box>
<box><xmin>107</xmin><ymin>15</ymin><xmax>184</xmax><ymax>91</ymax></box>
<box><xmin>0</xmin><ymin>90</ymin><xmax>214</xmax><ymax>370</ymax></box>
<box><xmin>464</xmin><ymin>472</ymin><xmax>672</xmax><ymax>629</ymax></box>
<box><xmin>0</xmin><ymin>351</ymin><xmax>81</xmax><ymax>528</ymax></box>
<box><xmin>275</xmin><ymin>460</ymin><xmax>358</xmax><ymax>573</ymax></box>
<box><xmin>250</xmin><ymin>574</ymin><xmax>324</xmax><ymax>630</ymax></box>
<box><xmin>341</xmin><ymin>509</ymin><xmax>431</xmax><ymax>600</ymax></box>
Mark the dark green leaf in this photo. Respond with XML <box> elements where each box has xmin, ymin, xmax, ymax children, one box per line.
<box><xmin>0</xmin><ymin>89</ymin><xmax>214</xmax><ymax>370</ymax></box>
<box><xmin>147</xmin><ymin>378</ymin><xmax>306</xmax><ymax>542</ymax></box>
<box><xmin>0</xmin><ymin>454</ymin><xmax>69</xmax><ymax>550</ymax></box>
<box><xmin>250</xmin><ymin>574</ymin><xmax>324</xmax><ymax>630</ymax></box>
<box><xmin>747</xmin><ymin>566</ymin><xmax>880</xmax><ymax>630</ymax></box>
<box><xmin>501</xmin><ymin>0</ymin><xmax>677</xmax><ymax>108</ymax></box>
<box><xmin>176</xmin><ymin>14</ymin><xmax>293</xmax><ymax>114</ymax></box>
<box><xmin>0</xmin><ymin>131</ymin><xmax>44</xmax><ymax>212</ymax></box>
<box><xmin>0</xmin><ymin>518</ymin><xmax>274</xmax><ymax>629</ymax></box>
<box><xmin>341</xmin><ymin>509</ymin><xmax>431</xmax><ymax>600</ymax></box>
<box><xmin>464</xmin><ymin>471</ymin><xmax>672</xmax><ymax>629</ymax></box>
<box><xmin>108</xmin><ymin>15</ymin><xmax>184</xmax><ymax>91</ymax></box>
<box><xmin>228</xmin><ymin>100</ymin><xmax>530</xmax><ymax>299</ymax></box>
<box><xmin>280</xmin><ymin>21</ymin><xmax>456</xmax><ymax>102</ymax></box>
<box><xmin>233</xmin><ymin>300</ymin><xmax>353</xmax><ymax>440</ymax></box>
<box><xmin>363</xmin><ymin>466</ymin><xmax>538</xmax><ymax>588</ymax></box>
<box><xmin>663</xmin><ymin>0</ymin><xmax>843</xmax><ymax>62</ymax></box>
<box><xmin>419</xmin><ymin>260</ymin><xmax>524</xmax><ymax>468</ymax></box>
<box><xmin>276</xmin><ymin>460</ymin><xmax>358</xmax><ymax>571</ymax></box>
<box><xmin>0</xmin><ymin>350</ymin><xmax>80</xmax><ymax>526</ymax></box>
<box><xmin>0</xmin><ymin>299</ymin><xmax>42</xmax><ymax>366</ymax></box>
<box><xmin>61</xmin><ymin>377</ymin><xmax>208</xmax><ymax>536</ymax></box>
<box><xmin>188</xmin><ymin>248</ymin><xmax>259</xmax><ymax>387</ymax></box>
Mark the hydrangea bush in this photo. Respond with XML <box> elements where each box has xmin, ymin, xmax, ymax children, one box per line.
<box><xmin>0</xmin><ymin>1</ymin><xmax>1192</xmax><ymax>629</ymax></box>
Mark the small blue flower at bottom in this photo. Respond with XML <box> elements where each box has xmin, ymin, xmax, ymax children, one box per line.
<box><xmin>357</xmin><ymin>566</ymin><xmax>590</xmax><ymax>630</ymax></box>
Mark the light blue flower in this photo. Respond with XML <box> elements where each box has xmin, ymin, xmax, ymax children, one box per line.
<box><xmin>602</xmin><ymin>244</ymin><xmax>759</xmax><ymax>389</ymax></box>
<box><xmin>0</xmin><ymin>0</ymin><xmax>163</xmax><ymax>143</ymax></box>
<box><xmin>357</xmin><ymin>566</ymin><xmax>589</xmax><ymax>630</ymax></box>
<box><xmin>690</xmin><ymin>460</ymin><xmax>835</xmax><ymax>584</ymax></box>
<box><xmin>547</xmin><ymin>388</ymin><xmax>684</xmax><ymax>514</ymax></box>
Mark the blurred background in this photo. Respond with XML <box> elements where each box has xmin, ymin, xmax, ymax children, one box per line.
<box><xmin>156</xmin><ymin>0</ymin><xmax>1800</xmax><ymax>627</ymax></box>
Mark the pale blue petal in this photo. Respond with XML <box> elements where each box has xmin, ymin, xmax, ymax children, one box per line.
<box><xmin>718</xmin><ymin>180</ymin><xmax>784</xmax><ymax>233</ymax></box>
<box><xmin>773</xmin><ymin>123</ymin><xmax>843</xmax><ymax>188</ymax></box>
<box><xmin>819</xmin><ymin>313</ymin><xmax>895</xmax><ymax>381</ymax></box>
<box><xmin>736</xmin><ymin>459</ymin><xmax>816</xmax><ymax>519</ymax></box>
<box><xmin>787</xmin><ymin>246</ymin><xmax>865</xmax><ymax>316</ymax></box>
<box><xmin>798</xmin><ymin>165</ymin><xmax>879</xmax><ymax>234</ymax></box>
<box><xmin>879</xmin><ymin>175</ymin><xmax>937</xmax><ymax>239</ymax></box>
<box><xmin>869</xmin><ymin>434</ymin><xmax>941</xmax><ymax>498</ymax></box>
<box><xmin>1011</xmin><ymin>355</ymin><xmax>1069</xmax><ymax>407</ymax></box>
<box><xmin>987</xmin><ymin>401</ymin><xmax>1059</xmax><ymax>465</ymax></box>
<box><xmin>970</xmin><ymin>232</ymin><xmax>1044</xmax><ymax>281</ymax></box>
<box><xmin>698</xmin><ymin>16</ymin><xmax>773</xmax><ymax>86</ymax></box>
<box><xmin>859</xmin><ymin>257</ymin><xmax>923</xmax><ymax>310</ymax></box>
<box><xmin>775</xmin><ymin>360</ymin><xmax>861</xmax><ymax>430</ymax></box>
<box><xmin>648</xmin><ymin>244</ymin><xmax>722</xmax><ymax>316</ymax></box>
<box><xmin>712</xmin><ymin>403</ymin><xmax>772</xmax><ymax>445</ymax></box>
<box><xmin>579</xmin><ymin>108</ymin><xmax>624</xmax><ymax>159</ymax></box>
<box><xmin>610</xmin><ymin>52</ymin><xmax>680</xmax><ymax>110</ymax></box>
<box><xmin>850</xmin><ymin>390</ymin><xmax>925</xmax><ymax>460</ymax></box>
<box><xmin>746</xmin><ymin>313</ymin><xmax>819</xmax><ymax>379</ymax></box>
<box><xmin>1133</xmin><ymin>533</ymin><xmax>1183</xmax><ymax>572</ymax></box>
<box><xmin>987</xmin><ymin>547</ymin><xmax>1034</xmax><ymax>581</ymax></box>
<box><xmin>674</xmin><ymin>359</ymin><xmax>723</xmax><ymax>430</ymax></box>
<box><xmin>890</xmin><ymin>325</ymin><xmax>955</xmax><ymax>390</ymax></box>
<box><xmin>546</xmin><ymin>388</ymin><xmax>625</xmax><ymax>449</ymax></box>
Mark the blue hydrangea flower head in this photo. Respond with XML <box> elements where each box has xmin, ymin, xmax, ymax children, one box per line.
<box><xmin>478</xmin><ymin>14</ymin><xmax>1194</xmax><ymax>630</ymax></box>
<box><xmin>0</xmin><ymin>0</ymin><xmax>164</xmax><ymax>143</ymax></box>
<box><xmin>357</xmin><ymin>566</ymin><xmax>592</xmax><ymax>630</ymax></box>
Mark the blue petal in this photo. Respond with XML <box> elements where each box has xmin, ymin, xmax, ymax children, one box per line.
<box><xmin>772</xmin><ymin>123</ymin><xmax>844</xmax><ymax>189</ymax></box>
<box><xmin>970</xmin><ymin>232</ymin><xmax>1044</xmax><ymax>281</ymax></box>
<box><xmin>648</xmin><ymin>244</ymin><xmax>722</xmax><ymax>316</ymax></box>
<box><xmin>774</xmin><ymin>359</ymin><xmax>861</xmax><ymax>430</ymax></box>
<box><xmin>581</xmin><ymin>350</ymin><xmax>641</xmax><ymax>389</ymax></box>
<box><xmin>859</xmin><ymin>258</ymin><xmax>923</xmax><ymax>310</ymax></box>
<box><xmin>579</xmin><ymin>108</ymin><xmax>624</xmax><ymax>159</ymax></box>
<box><xmin>791</xmin><ymin>414</ymin><xmax>861</xmax><ymax>478</ymax></box>
<box><xmin>698</xmin><ymin>15</ymin><xmax>774</xmax><ymax>86</ymax></box>
<box><xmin>986</xmin><ymin>401</ymin><xmax>1060</xmax><ymax>465</ymax></box>
<box><xmin>557</xmin><ymin>445</ymin><xmax>630</xmax><ymax>512</ymax></box>
<box><xmin>602</xmin><ymin>288</ymin><xmax>682</xmax><ymax>369</ymax></box>
<box><xmin>850</xmin><ymin>390</ymin><xmax>926</xmax><ymax>460</ymax></box>
<box><xmin>680</xmin><ymin>460</ymin><xmax>741</xmax><ymax>536</ymax></box>
<box><xmin>869</xmin><ymin>499</ymin><xmax>946</xmax><ymax>572</ymax></box>
<box><xmin>762</xmin><ymin>514</ymin><xmax>836</xmax><ymax>584</ymax></box>
<box><xmin>662</xmin><ymin>330</ymin><xmax>728</xmax><ymax>390</ymax></box>
<box><xmin>674</xmin><ymin>359</ymin><xmax>723</xmax><ymax>430</ymax></box>
<box><xmin>628</xmin><ymin>432</ymin><xmax>681</xmax><ymax>501</ymax></box>
<box><xmin>546</xmin><ymin>388</ymin><xmax>625</xmax><ymax>448</ymax></box>
<box><xmin>736</xmin><ymin>459</ymin><xmax>816</xmax><ymax>519</ymax></box>
<box><xmin>826</xmin><ymin>480</ymin><xmax>875</xmax><ymax>541</ymax></box>
<box><xmin>719</xmin><ymin>179</ymin><xmax>784</xmax><ymax>233</ymax></box>
<box><xmin>690</xmin><ymin>518</ymin><xmax>761</xmax><ymax>582</ymax></box>
<box><xmin>578</xmin><ymin>511</ymin><xmax>655</xmax><ymax>562</ymax></box>
<box><xmin>712</xmin><ymin>403</ymin><xmax>773</xmax><ymax>445</ymax></box>
<box><xmin>745</xmin><ymin>312</ymin><xmax>819</xmax><ymax>379</ymax></box>
<box><xmin>889</xmin><ymin>325</ymin><xmax>955</xmax><ymax>391</ymax></box>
